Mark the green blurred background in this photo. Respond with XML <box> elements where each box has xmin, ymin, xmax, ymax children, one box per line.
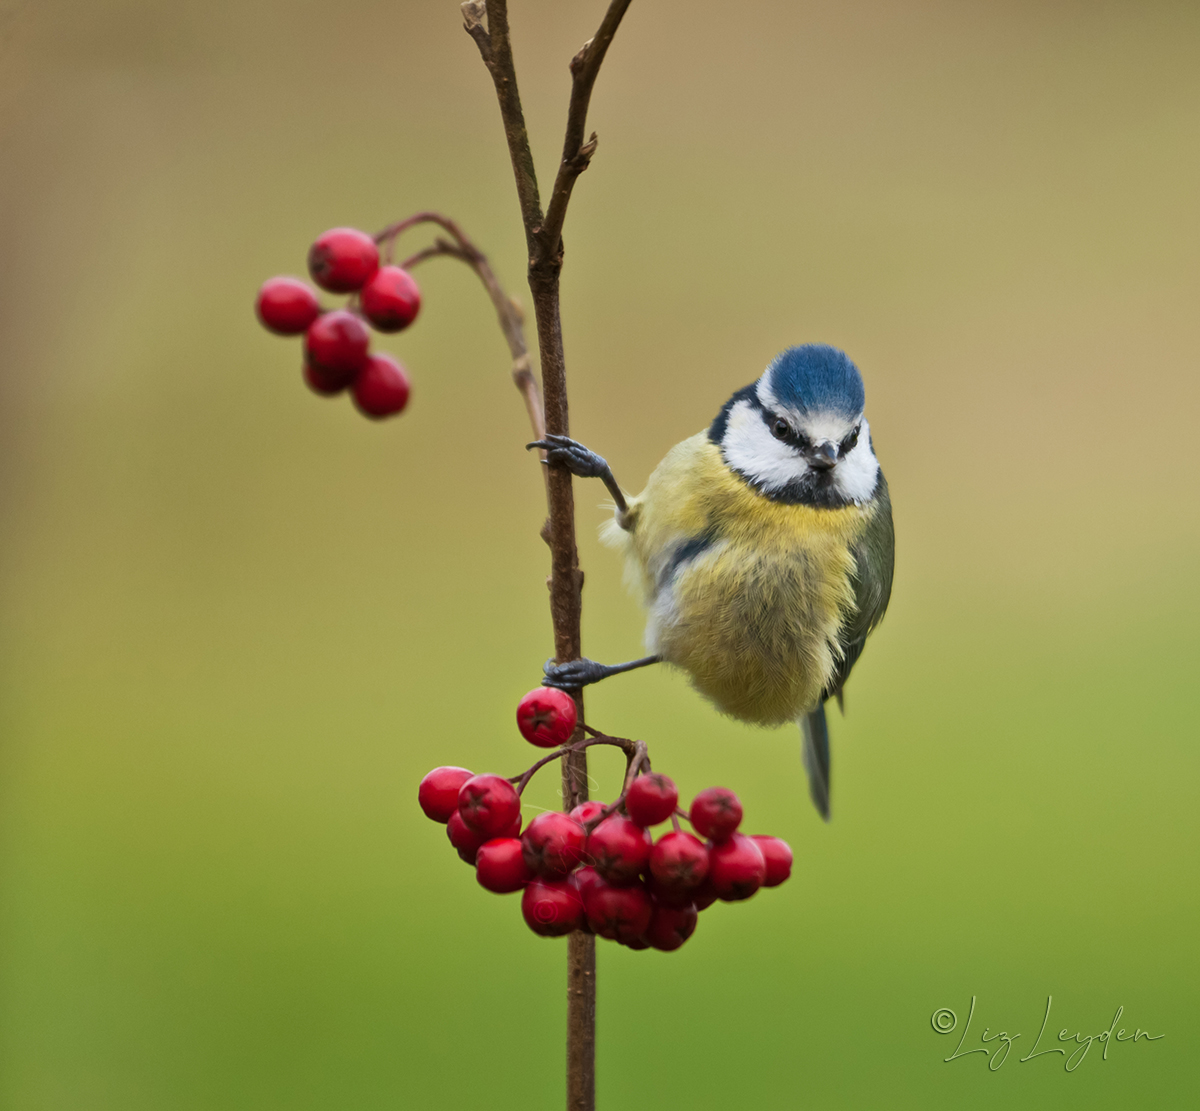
<box><xmin>1</xmin><ymin>1</ymin><xmax>1197</xmax><ymax>1107</ymax></box>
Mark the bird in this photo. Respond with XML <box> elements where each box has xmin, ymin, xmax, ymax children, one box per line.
<box><xmin>528</xmin><ymin>344</ymin><xmax>894</xmax><ymax>821</ymax></box>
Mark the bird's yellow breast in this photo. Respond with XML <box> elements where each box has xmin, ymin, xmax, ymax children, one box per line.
<box><xmin>603</xmin><ymin>434</ymin><xmax>876</xmax><ymax>725</ymax></box>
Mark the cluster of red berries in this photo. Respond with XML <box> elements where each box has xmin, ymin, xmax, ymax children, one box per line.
<box><xmin>255</xmin><ymin>227</ymin><xmax>419</xmax><ymax>418</ymax></box>
<box><xmin>417</xmin><ymin>688</ymin><xmax>792</xmax><ymax>951</ymax></box>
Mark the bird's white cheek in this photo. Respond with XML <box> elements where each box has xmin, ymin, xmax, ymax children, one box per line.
<box><xmin>834</xmin><ymin>430</ymin><xmax>879</xmax><ymax>503</ymax></box>
<box><xmin>722</xmin><ymin>402</ymin><xmax>807</xmax><ymax>491</ymax></box>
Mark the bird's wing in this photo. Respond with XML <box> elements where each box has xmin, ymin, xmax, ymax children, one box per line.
<box><xmin>798</xmin><ymin>477</ymin><xmax>894</xmax><ymax>822</ymax></box>
<box><xmin>800</xmin><ymin>704</ymin><xmax>832</xmax><ymax>821</ymax></box>
<box><xmin>824</xmin><ymin>474</ymin><xmax>895</xmax><ymax>702</ymax></box>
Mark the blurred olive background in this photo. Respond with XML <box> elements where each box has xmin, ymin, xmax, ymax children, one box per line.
<box><xmin>1</xmin><ymin>1</ymin><xmax>1197</xmax><ymax>1108</ymax></box>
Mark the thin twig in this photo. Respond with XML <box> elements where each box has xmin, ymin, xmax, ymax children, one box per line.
<box><xmin>375</xmin><ymin>210</ymin><xmax>469</xmax><ymax>261</ymax></box>
<box><xmin>542</xmin><ymin>1</ymin><xmax>632</xmax><ymax>257</ymax></box>
<box><xmin>581</xmin><ymin>741</ymin><xmax>650</xmax><ymax>833</ymax></box>
<box><xmin>508</xmin><ymin>735</ymin><xmax>638</xmax><ymax>797</ymax></box>
<box><xmin>461</xmin><ymin>1</ymin><xmax>544</xmax><ymax>256</ymax></box>
<box><xmin>398</xmin><ymin>242</ymin><xmax>467</xmax><ymax>269</ymax></box>
<box><xmin>376</xmin><ymin>213</ymin><xmax>546</xmax><ymax>446</ymax></box>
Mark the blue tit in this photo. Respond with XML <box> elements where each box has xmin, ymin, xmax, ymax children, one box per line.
<box><xmin>529</xmin><ymin>344</ymin><xmax>894</xmax><ymax>821</ymax></box>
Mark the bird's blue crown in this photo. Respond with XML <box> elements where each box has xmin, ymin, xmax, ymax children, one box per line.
<box><xmin>764</xmin><ymin>345</ymin><xmax>865</xmax><ymax>419</ymax></box>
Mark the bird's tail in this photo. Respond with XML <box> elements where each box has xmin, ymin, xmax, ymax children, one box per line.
<box><xmin>800</xmin><ymin>704</ymin><xmax>832</xmax><ymax>822</ymax></box>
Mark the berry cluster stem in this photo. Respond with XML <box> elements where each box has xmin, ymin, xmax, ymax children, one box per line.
<box><xmin>508</xmin><ymin>734</ymin><xmax>639</xmax><ymax>797</ymax></box>
<box><xmin>507</xmin><ymin>730</ymin><xmax>652</xmax><ymax>835</ymax></box>
<box><xmin>373</xmin><ymin>211</ymin><xmax>546</xmax><ymax>450</ymax></box>
<box><xmin>462</xmin><ymin>3</ymin><xmax>632</xmax><ymax>1108</ymax></box>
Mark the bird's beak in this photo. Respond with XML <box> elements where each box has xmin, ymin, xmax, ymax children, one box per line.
<box><xmin>806</xmin><ymin>441</ymin><xmax>838</xmax><ymax>471</ymax></box>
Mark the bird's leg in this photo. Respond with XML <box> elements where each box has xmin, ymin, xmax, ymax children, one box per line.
<box><xmin>529</xmin><ymin>433</ymin><xmax>645</xmax><ymax>690</ymax></box>
<box><xmin>526</xmin><ymin>435</ymin><xmax>627</xmax><ymax>515</ymax></box>
<box><xmin>542</xmin><ymin>655</ymin><xmax>660</xmax><ymax>691</ymax></box>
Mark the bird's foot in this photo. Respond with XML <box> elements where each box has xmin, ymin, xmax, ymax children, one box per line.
<box><xmin>542</xmin><ymin>654</ymin><xmax>660</xmax><ymax>690</ymax></box>
<box><xmin>527</xmin><ymin>435</ymin><xmax>610</xmax><ymax>480</ymax></box>
<box><xmin>542</xmin><ymin>657</ymin><xmax>613</xmax><ymax>690</ymax></box>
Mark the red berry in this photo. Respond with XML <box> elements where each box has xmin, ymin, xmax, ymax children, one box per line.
<box><xmin>516</xmin><ymin>688</ymin><xmax>578</xmax><ymax>748</ymax></box>
<box><xmin>522</xmin><ymin>878</ymin><xmax>584</xmax><ymax>937</ymax></box>
<box><xmin>581</xmin><ymin>874</ymin><xmax>653</xmax><ymax>943</ymax></box>
<box><xmin>586</xmin><ymin>815</ymin><xmax>651</xmax><ymax>885</ymax></box>
<box><xmin>569</xmin><ymin>800</ymin><xmax>607</xmax><ymax>827</ymax></box>
<box><xmin>502</xmin><ymin>812</ymin><xmax>523</xmax><ymax>838</ymax></box>
<box><xmin>624</xmin><ymin>773</ymin><xmax>678</xmax><ymax>827</ymax></box>
<box><xmin>361</xmin><ymin>266</ymin><xmax>421</xmax><ymax>332</ymax></box>
<box><xmin>307</xmin><ymin>227</ymin><xmax>379</xmax><ymax>293</ymax></box>
<box><xmin>521</xmin><ymin>812</ymin><xmax>586</xmax><ymax>879</ymax></box>
<box><xmin>418</xmin><ymin>765</ymin><xmax>474</xmax><ymax>823</ymax></box>
<box><xmin>691</xmin><ymin>877</ymin><xmax>719</xmax><ymax>911</ymax></box>
<box><xmin>573</xmin><ymin>865</ymin><xmax>603</xmax><ymax>904</ymax></box>
<box><xmin>708</xmin><ymin>833</ymin><xmax>767</xmax><ymax>901</ymax></box>
<box><xmin>689</xmin><ymin>787</ymin><xmax>743</xmax><ymax>841</ymax></box>
<box><xmin>645</xmin><ymin>902</ymin><xmax>698</xmax><ymax>951</ymax></box>
<box><xmin>351</xmin><ymin>352</ymin><xmax>410</xmax><ymax>418</ymax></box>
<box><xmin>648</xmin><ymin>831</ymin><xmax>709</xmax><ymax>890</ymax></box>
<box><xmin>446</xmin><ymin>810</ymin><xmax>489</xmax><ymax>865</ymax></box>
<box><xmin>303</xmin><ymin>359</ymin><xmax>351</xmax><ymax>396</ymax></box>
<box><xmin>752</xmin><ymin>836</ymin><xmax>793</xmax><ymax>887</ymax></box>
<box><xmin>305</xmin><ymin>310</ymin><xmax>369</xmax><ymax>375</ymax></box>
<box><xmin>623</xmin><ymin>936</ymin><xmax>650</xmax><ymax>950</ymax></box>
<box><xmin>458</xmin><ymin>774</ymin><xmax>522</xmax><ymax>837</ymax></box>
<box><xmin>476</xmin><ymin>838</ymin><xmax>533</xmax><ymax>893</ymax></box>
<box><xmin>645</xmin><ymin>875</ymin><xmax>695</xmax><ymax>909</ymax></box>
<box><xmin>256</xmin><ymin>277</ymin><xmax>320</xmax><ymax>335</ymax></box>
<box><xmin>573</xmin><ymin>872</ymin><xmax>601</xmax><ymax>937</ymax></box>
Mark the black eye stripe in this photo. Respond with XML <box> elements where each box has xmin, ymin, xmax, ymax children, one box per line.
<box><xmin>763</xmin><ymin>409</ymin><xmax>818</xmax><ymax>450</ymax></box>
<box><xmin>761</xmin><ymin>411</ymin><xmax>867</xmax><ymax>455</ymax></box>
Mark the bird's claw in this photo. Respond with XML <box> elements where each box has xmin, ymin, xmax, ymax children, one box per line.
<box><xmin>542</xmin><ymin>657</ymin><xmax>609</xmax><ymax>690</ymax></box>
<box><xmin>526</xmin><ymin>435</ymin><xmax>609</xmax><ymax>479</ymax></box>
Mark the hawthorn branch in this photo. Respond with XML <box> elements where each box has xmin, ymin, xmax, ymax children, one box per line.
<box><xmin>462</xmin><ymin>6</ymin><xmax>633</xmax><ymax>1110</ymax></box>
<box><xmin>461</xmin><ymin>0</ymin><xmax>591</xmax><ymax>759</ymax></box>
